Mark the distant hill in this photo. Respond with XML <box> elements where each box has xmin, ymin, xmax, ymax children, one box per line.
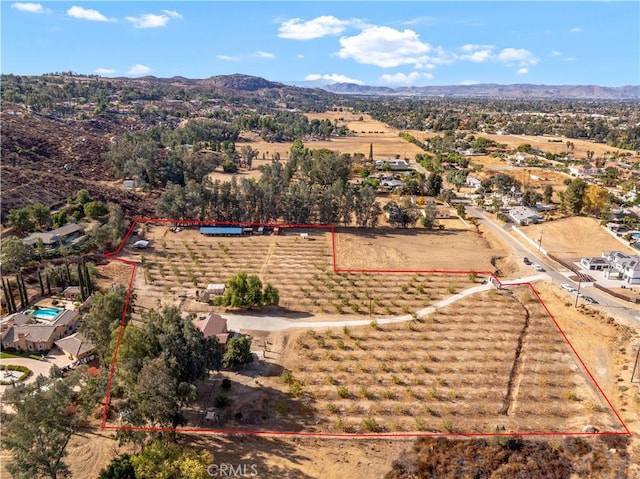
<box><xmin>321</xmin><ymin>82</ymin><xmax>640</xmax><ymax>100</ymax></box>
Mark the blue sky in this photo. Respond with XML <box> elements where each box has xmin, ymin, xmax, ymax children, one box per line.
<box><xmin>2</xmin><ymin>1</ymin><xmax>638</xmax><ymax>86</ymax></box>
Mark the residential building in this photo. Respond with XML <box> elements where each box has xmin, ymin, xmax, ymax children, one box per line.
<box><xmin>466</xmin><ymin>176</ymin><xmax>482</xmax><ymax>190</ymax></box>
<box><xmin>580</xmin><ymin>257</ymin><xmax>609</xmax><ymax>271</ymax></box>
<box><xmin>602</xmin><ymin>251</ymin><xmax>640</xmax><ymax>284</ymax></box>
<box><xmin>508</xmin><ymin>206</ymin><xmax>543</xmax><ymax>225</ymax></box>
<box><xmin>55</xmin><ymin>332</ymin><xmax>96</xmax><ymax>360</ymax></box>
<box><xmin>195</xmin><ymin>312</ymin><xmax>230</xmax><ymax>345</ymax></box>
<box><xmin>22</xmin><ymin>223</ymin><xmax>84</xmax><ymax>248</ymax></box>
<box><xmin>1</xmin><ymin>309</ymin><xmax>80</xmax><ymax>352</ymax></box>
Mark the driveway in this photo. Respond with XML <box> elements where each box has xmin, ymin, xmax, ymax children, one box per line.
<box><xmin>0</xmin><ymin>348</ymin><xmax>75</xmax><ymax>393</ymax></box>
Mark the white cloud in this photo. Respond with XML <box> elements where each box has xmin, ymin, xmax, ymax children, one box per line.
<box><xmin>570</xmin><ymin>27</ymin><xmax>582</xmax><ymax>33</ymax></box>
<box><xmin>162</xmin><ymin>10</ymin><xmax>183</xmax><ymax>19</ymax></box>
<box><xmin>305</xmin><ymin>73</ymin><xmax>364</xmax><ymax>85</ymax></box>
<box><xmin>255</xmin><ymin>51</ymin><xmax>275</xmax><ymax>59</ymax></box>
<box><xmin>126</xmin><ymin>64</ymin><xmax>151</xmax><ymax>75</ymax></box>
<box><xmin>457</xmin><ymin>44</ymin><xmax>495</xmax><ymax>63</ymax></box>
<box><xmin>94</xmin><ymin>68</ymin><xmax>116</xmax><ymax>74</ymax></box>
<box><xmin>551</xmin><ymin>50</ymin><xmax>562</xmax><ymax>56</ymax></box>
<box><xmin>401</xmin><ymin>16</ymin><xmax>436</xmax><ymax>26</ymax></box>
<box><xmin>126</xmin><ymin>13</ymin><xmax>170</xmax><ymax>29</ymax></box>
<box><xmin>217</xmin><ymin>55</ymin><xmax>239</xmax><ymax>61</ymax></box>
<box><xmin>67</xmin><ymin>6</ymin><xmax>113</xmax><ymax>22</ymax></box>
<box><xmin>496</xmin><ymin>48</ymin><xmax>539</xmax><ymax>66</ymax></box>
<box><xmin>379</xmin><ymin>72</ymin><xmax>433</xmax><ymax>85</ymax></box>
<box><xmin>279</xmin><ymin>15</ymin><xmax>351</xmax><ymax>40</ymax></box>
<box><xmin>296</xmin><ymin>54</ymin><xmax>304</xmax><ymax>59</ymax></box>
<box><xmin>517</xmin><ymin>67</ymin><xmax>529</xmax><ymax>75</ymax></box>
<box><xmin>337</xmin><ymin>26</ymin><xmax>439</xmax><ymax>68</ymax></box>
<box><xmin>11</xmin><ymin>3</ymin><xmax>48</xmax><ymax>13</ymax></box>
<box><xmin>460</xmin><ymin>80</ymin><xmax>480</xmax><ymax>85</ymax></box>
<box><xmin>564</xmin><ymin>57</ymin><xmax>576</xmax><ymax>62</ymax></box>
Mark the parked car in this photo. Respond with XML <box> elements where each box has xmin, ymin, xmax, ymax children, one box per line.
<box><xmin>560</xmin><ymin>283</ymin><xmax>576</xmax><ymax>292</ymax></box>
<box><xmin>523</xmin><ymin>257</ymin><xmax>531</xmax><ymax>265</ymax></box>
<box><xmin>531</xmin><ymin>263</ymin><xmax>545</xmax><ymax>272</ymax></box>
<box><xmin>571</xmin><ymin>290</ymin><xmax>584</xmax><ymax>298</ymax></box>
<box><xmin>583</xmin><ymin>296</ymin><xmax>598</xmax><ymax>304</ymax></box>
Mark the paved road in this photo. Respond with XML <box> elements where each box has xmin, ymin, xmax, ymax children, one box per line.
<box><xmin>225</xmin><ymin>274</ymin><xmax>547</xmax><ymax>332</ymax></box>
<box><xmin>467</xmin><ymin>204</ymin><xmax>639</xmax><ymax>326</ymax></box>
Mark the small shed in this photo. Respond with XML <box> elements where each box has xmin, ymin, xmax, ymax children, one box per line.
<box><xmin>207</xmin><ymin>283</ymin><xmax>226</xmax><ymax>296</ymax></box>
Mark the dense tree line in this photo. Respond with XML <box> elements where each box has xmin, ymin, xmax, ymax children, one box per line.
<box><xmin>156</xmin><ymin>147</ymin><xmax>382</xmax><ymax>227</ymax></box>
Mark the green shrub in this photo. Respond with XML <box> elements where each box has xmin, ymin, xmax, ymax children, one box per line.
<box><xmin>213</xmin><ymin>394</ymin><xmax>230</xmax><ymax>408</ymax></box>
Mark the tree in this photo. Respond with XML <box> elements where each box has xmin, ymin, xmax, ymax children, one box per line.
<box><xmin>543</xmin><ymin>185</ymin><xmax>554</xmax><ymax>204</ymax></box>
<box><xmin>522</xmin><ymin>189</ymin><xmax>543</xmax><ymax>208</ymax></box>
<box><xmin>425</xmin><ymin>172</ymin><xmax>443</xmax><ymax>197</ymax></box>
<box><xmin>80</xmin><ymin>285</ymin><xmax>129</xmax><ymax>364</ymax></box>
<box><xmin>1</xmin><ymin>236</ymin><xmax>34</xmax><ymax>273</ymax></box>
<box><xmin>51</xmin><ymin>211</ymin><xmax>67</xmax><ymax>229</ymax></box>
<box><xmin>76</xmin><ymin>189</ymin><xmax>92</xmax><ymax>205</ymax></box>
<box><xmin>223</xmin><ymin>336</ymin><xmax>253</xmax><ymax>368</ymax></box>
<box><xmin>583</xmin><ymin>184</ymin><xmax>610</xmax><ymax>217</ymax></box>
<box><xmin>563</xmin><ymin>178</ymin><xmax>588</xmax><ymax>214</ymax></box>
<box><xmin>98</xmin><ymin>454</ymin><xmax>136</xmax><ymax>479</ymax></box>
<box><xmin>263</xmin><ymin>283</ymin><xmax>280</xmax><ymax>306</ymax></box>
<box><xmin>130</xmin><ymin>441</ymin><xmax>213</xmax><ymax>479</ymax></box>
<box><xmin>1</xmin><ymin>375</ymin><xmax>82</xmax><ymax>479</ymax></box>
<box><xmin>28</xmin><ymin>204</ymin><xmax>51</xmax><ymax>230</ymax></box>
<box><xmin>134</xmin><ymin>357</ymin><xmax>185</xmax><ymax>428</ymax></box>
<box><xmin>7</xmin><ymin>207</ymin><xmax>35</xmax><ymax>234</ymax></box>
<box><xmin>217</xmin><ymin>272</ymin><xmax>275</xmax><ymax>309</ymax></box>
<box><xmin>384</xmin><ymin>201</ymin><xmax>419</xmax><ymax>228</ymax></box>
<box><xmin>421</xmin><ymin>204</ymin><xmax>438</xmax><ymax>229</ymax></box>
<box><xmin>222</xmin><ymin>159</ymin><xmax>238</xmax><ymax>173</ymax></box>
<box><xmin>456</xmin><ymin>204</ymin><xmax>467</xmax><ymax>219</ymax></box>
<box><xmin>83</xmin><ymin>201</ymin><xmax>107</xmax><ymax>219</ymax></box>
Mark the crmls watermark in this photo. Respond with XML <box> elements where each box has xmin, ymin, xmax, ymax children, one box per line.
<box><xmin>207</xmin><ymin>463</ymin><xmax>259</xmax><ymax>477</ymax></box>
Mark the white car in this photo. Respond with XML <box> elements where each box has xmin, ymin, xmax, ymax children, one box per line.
<box><xmin>531</xmin><ymin>263</ymin><xmax>545</xmax><ymax>272</ymax></box>
<box><xmin>561</xmin><ymin>283</ymin><xmax>576</xmax><ymax>292</ymax></box>
<box><xmin>571</xmin><ymin>290</ymin><xmax>584</xmax><ymax>298</ymax></box>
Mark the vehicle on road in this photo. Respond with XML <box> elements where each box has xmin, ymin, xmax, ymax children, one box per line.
<box><xmin>561</xmin><ymin>283</ymin><xmax>576</xmax><ymax>292</ymax></box>
<box><xmin>531</xmin><ymin>263</ymin><xmax>545</xmax><ymax>272</ymax></box>
<box><xmin>523</xmin><ymin>257</ymin><xmax>531</xmax><ymax>265</ymax></box>
<box><xmin>583</xmin><ymin>296</ymin><xmax>598</xmax><ymax>304</ymax></box>
<box><xmin>571</xmin><ymin>290</ymin><xmax>584</xmax><ymax>298</ymax></box>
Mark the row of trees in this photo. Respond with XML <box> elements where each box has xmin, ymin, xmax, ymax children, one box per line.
<box><xmin>156</xmin><ymin>148</ymin><xmax>383</xmax><ymax>227</ymax></box>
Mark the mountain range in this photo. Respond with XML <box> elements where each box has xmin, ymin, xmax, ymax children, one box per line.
<box><xmin>318</xmin><ymin>82</ymin><xmax>640</xmax><ymax>100</ymax></box>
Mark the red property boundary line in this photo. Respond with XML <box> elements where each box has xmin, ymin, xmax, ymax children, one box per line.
<box><xmin>100</xmin><ymin>218</ymin><xmax>630</xmax><ymax>438</ymax></box>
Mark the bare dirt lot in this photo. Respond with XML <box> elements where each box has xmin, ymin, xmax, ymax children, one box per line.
<box><xmin>518</xmin><ymin>216</ymin><xmax>637</xmax><ymax>259</ymax></box>
<box><xmin>334</xmin><ymin>219</ymin><xmax>512</xmax><ymax>273</ymax></box>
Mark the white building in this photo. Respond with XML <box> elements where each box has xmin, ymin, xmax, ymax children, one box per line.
<box><xmin>602</xmin><ymin>251</ymin><xmax>640</xmax><ymax>284</ymax></box>
<box><xmin>508</xmin><ymin>206</ymin><xmax>543</xmax><ymax>226</ymax></box>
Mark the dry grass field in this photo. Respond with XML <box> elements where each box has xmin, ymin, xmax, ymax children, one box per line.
<box><xmin>334</xmin><ymin>219</ymin><xmax>512</xmax><ymax>273</ymax></box>
<box><xmin>518</xmin><ymin>217</ymin><xmax>637</xmax><ymax>259</ymax></box>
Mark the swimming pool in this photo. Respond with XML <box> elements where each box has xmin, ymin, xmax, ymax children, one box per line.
<box><xmin>28</xmin><ymin>307</ymin><xmax>64</xmax><ymax>320</ymax></box>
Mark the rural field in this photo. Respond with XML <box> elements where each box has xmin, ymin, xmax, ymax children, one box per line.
<box><xmin>128</xmin><ymin>224</ymin><xmax>490</xmax><ymax>317</ymax></box>
<box><xmin>518</xmin><ymin>216</ymin><xmax>637</xmax><ymax>259</ymax></box>
<box><xmin>104</xmin><ymin>223</ymin><xmax>625</xmax><ymax>437</ymax></box>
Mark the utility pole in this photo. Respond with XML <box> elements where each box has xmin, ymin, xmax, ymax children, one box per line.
<box><xmin>538</xmin><ymin>229</ymin><xmax>544</xmax><ymax>253</ymax></box>
<box><xmin>574</xmin><ymin>278</ymin><xmax>582</xmax><ymax>308</ymax></box>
